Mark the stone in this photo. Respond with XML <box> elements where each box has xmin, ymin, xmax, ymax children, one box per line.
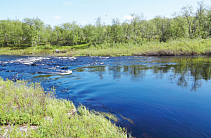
<box><xmin>55</xmin><ymin>49</ymin><xmax>59</xmax><ymax>53</ymax></box>
<box><xmin>61</xmin><ymin>66</ymin><xmax>68</xmax><ymax>70</ymax></box>
<box><xmin>58</xmin><ymin>70</ymin><xmax>72</xmax><ymax>75</ymax></box>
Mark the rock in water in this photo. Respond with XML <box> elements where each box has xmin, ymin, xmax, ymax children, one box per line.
<box><xmin>61</xmin><ymin>66</ymin><xmax>69</xmax><ymax>70</ymax></box>
<box><xmin>59</xmin><ymin>70</ymin><xmax>72</xmax><ymax>75</ymax></box>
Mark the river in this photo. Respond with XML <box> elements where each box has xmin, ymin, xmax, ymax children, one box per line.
<box><xmin>0</xmin><ymin>55</ymin><xmax>211</xmax><ymax>138</ymax></box>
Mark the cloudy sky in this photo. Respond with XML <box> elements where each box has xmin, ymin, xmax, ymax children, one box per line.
<box><xmin>1</xmin><ymin>0</ymin><xmax>211</xmax><ymax>27</ymax></box>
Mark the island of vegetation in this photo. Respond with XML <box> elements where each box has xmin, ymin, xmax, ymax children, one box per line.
<box><xmin>0</xmin><ymin>2</ymin><xmax>211</xmax><ymax>56</ymax></box>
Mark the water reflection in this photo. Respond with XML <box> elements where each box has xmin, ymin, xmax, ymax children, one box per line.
<box><xmin>80</xmin><ymin>57</ymin><xmax>211</xmax><ymax>91</ymax></box>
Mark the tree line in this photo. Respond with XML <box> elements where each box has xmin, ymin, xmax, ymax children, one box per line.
<box><xmin>0</xmin><ymin>1</ymin><xmax>211</xmax><ymax>47</ymax></box>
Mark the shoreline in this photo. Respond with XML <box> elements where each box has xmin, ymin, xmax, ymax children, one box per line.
<box><xmin>0</xmin><ymin>78</ymin><xmax>130</xmax><ymax>137</ymax></box>
<box><xmin>0</xmin><ymin>39</ymin><xmax>211</xmax><ymax>57</ymax></box>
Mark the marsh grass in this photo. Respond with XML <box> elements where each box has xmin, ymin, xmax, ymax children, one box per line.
<box><xmin>0</xmin><ymin>78</ymin><xmax>128</xmax><ymax>137</ymax></box>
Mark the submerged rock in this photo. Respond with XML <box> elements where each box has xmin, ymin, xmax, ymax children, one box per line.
<box><xmin>37</xmin><ymin>70</ymin><xmax>72</xmax><ymax>75</ymax></box>
<box><xmin>61</xmin><ymin>66</ymin><xmax>69</xmax><ymax>70</ymax></box>
<box><xmin>31</xmin><ymin>63</ymin><xmax>37</xmax><ymax>66</ymax></box>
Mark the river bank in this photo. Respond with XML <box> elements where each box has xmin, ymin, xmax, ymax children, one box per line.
<box><xmin>0</xmin><ymin>78</ymin><xmax>129</xmax><ymax>137</ymax></box>
<box><xmin>0</xmin><ymin>39</ymin><xmax>211</xmax><ymax>57</ymax></box>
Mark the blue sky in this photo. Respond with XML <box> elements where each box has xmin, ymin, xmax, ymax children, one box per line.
<box><xmin>1</xmin><ymin>0</ymin><xmax>211</xmax><ymax>27</ymax></box>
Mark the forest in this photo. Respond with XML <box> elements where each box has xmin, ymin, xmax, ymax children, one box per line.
<box><xmin>0</xmin><ymin>1</ymin><xmax>211</xmax><ymax>48</ymax></box>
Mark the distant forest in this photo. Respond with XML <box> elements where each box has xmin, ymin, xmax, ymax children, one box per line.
<box><xmin>0</xmin><ymin>1</ymin><xmax>211</xmax><ymax>47</ymax></box>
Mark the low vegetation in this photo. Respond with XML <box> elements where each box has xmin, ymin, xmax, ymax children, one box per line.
<box><xmin>0</xmin><ymin>78</ymin><xmax>128</xmax><ymax>137</ymax></box>
<box><xmin>0</xmin><ymin>38</ymin><xmax>211</xmax><ymax>57</ymax></box>
<box><xmin>72</xmin><ymin>38</ymin><xmax>211</xmax><ymax>56</ymax></box>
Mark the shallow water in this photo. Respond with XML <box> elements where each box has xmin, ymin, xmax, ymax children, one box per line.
<box><xmin>0</xmin><ymin>55</ymin><xmax>211</xmax><ymax>138</ymax></box>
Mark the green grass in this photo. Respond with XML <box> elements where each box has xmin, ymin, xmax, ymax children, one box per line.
<box><xmin>0</xmin><ymin>39</ymin><xmax>211</xmax><ymax>56</ymax></box>
<box><xmin>0</xmin><ymin>78</ymin><xmax>129</xmax><ymax>137</ymax></box>
<box><xmin>0</xmin><ymin>43</ymin><xmax>90</xmax><ymax>56</ymax></box>
<box><xmin>72</xmin><ymin>39</ymin><xmax>211</xmax><ymax>56</ymax></box>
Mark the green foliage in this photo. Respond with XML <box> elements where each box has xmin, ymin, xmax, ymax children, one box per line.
<box><xmin>0</xmin><ymin>2</ymin><xmax>211</xmax><ymax>57</ymax></box>
<box><xmin>1</xmin><ymin>1</ymin><xmax>211</xmax><ymax>49</ymax></box>
<box><xmin>0</xmin><ymin>78</ymin><xmax>128</xmax><ymax>137</ymax></box>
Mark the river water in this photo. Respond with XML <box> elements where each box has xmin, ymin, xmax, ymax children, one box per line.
<box><xmin>0</xmin><ymin>55</ymin><xmax>211</xmax><ymax>138</ymax></box>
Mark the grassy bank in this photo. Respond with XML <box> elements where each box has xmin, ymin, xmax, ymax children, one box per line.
<box><xmin>0</xmin><ymin>39</ymin><xmax>211</xmax><ymax>56</ymax></box>
<box><xmin>0</xmin><ymin>78</ymin><xmax>129</xmax><ymax>137</ymax></box>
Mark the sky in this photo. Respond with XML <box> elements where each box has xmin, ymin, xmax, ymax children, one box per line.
<box><xmin>1</xmin><ymin>0</ymin><xmax>211</xmax><ymax>27</ymax></box>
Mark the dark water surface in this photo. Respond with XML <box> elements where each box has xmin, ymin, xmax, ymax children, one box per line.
<box><xmin>0</xmin><ymin>55</ymin><xmax>211</xmax><ymax>138</ymax></box>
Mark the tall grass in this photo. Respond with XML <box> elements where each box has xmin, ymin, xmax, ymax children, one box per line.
<box><xmin>0</xmin><ymin>78</ymin><xmax>129</xmax><ymax>137</ymax></box>
<box><xmin>1</xmin><ymin>39</ymin><xmax>211</xmax><ymax>56</ymax></box>
<box><xmin>73</xmin><ymin>39</ymin><xmax>211</xmax><ymax>56</ymax></box>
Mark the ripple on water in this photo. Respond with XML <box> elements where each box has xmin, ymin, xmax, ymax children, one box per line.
<box><xmin>0</xmin><ymin>55</ymin><xmax>211</xmax><ymax>138</ymax></box>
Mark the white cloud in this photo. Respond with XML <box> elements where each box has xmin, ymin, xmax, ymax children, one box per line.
<box><xmin>54</xmin><ymin>16</ymin><xmax>61</xmax><ymax>19</ymax></box>
<box><xmin>124</xmin><ymin>15</ymin><xmax>133</xmax><ymax>20</ymax></box>
<box><xmin>63</xmin><ymin>2</ymin><xmax>71</xmax><ymax>6</ymax></box>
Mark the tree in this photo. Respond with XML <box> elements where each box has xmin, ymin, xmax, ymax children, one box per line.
<box><xmin>111</xmin><ymin>18</ymin><xmax>122</xmax><ymax>43</ymax></box>
<box><xmin>181</xmin><ymin>6</ymin><xmax>196</xmax><ymax>39</ymax></box>
<box><xmin>195</xmin><ymin>1</ymin><xmax>207</xmax><ymax>38</ymax></box>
